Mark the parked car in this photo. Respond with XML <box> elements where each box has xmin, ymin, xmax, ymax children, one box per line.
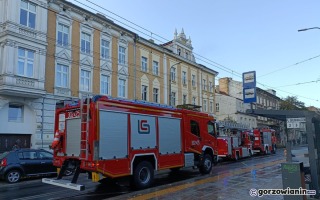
<box><xmin>0</xmin><ymin>149</ymin><xmax>73</xmax><ymax>183</ymax></box>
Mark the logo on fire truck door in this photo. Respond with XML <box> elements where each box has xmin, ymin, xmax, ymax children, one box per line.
<box><xmin>138</xmin><ymin>120</ymin><xmax>150</xmax><ymax>134</ymax></box>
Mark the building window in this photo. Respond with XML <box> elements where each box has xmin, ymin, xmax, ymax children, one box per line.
<box><xmin>170</xmin><ymin>67</ymin><xmax>176</xmax><ymax>81</ymax></box>
<box><xmin>57</xmin><ymin>23</ymin><xmax>69</xmax><ymax>46</ymax></box>
<box><xmin>209</xmin><ymin>81</ymin><xmax>213</xmax><ymax>92</ymax></box>
<box><xmin>153</xmin><ymin>61</ymin><xmax>159</xmax><ymax>75</ymax></box>
<box><xmin>8</xmin><ymin>104</ymin><xmax>24</xmax><ymax>122</ymax></box>
<box><xmin>182</xmin><ymin>71</ymin><xmax>186</xmax><ymax>85</ymax></box>
<box><xmin>216</xmin><ymin>103</ymin><xmax>220</xmax><ymax>112</ymax></box>
<box><xmin>183</xmin><ymin>94</ymin><xmax>187</xmax><ymax>104</ymax></box>
<box><xmin>171</xmin><ymin>92</ymin><xmax>176</xmax><ymax>106</ymax></box>
<box><xmin>141</xmin><ymin>56</ymin><xmax>147</xmax><ymax>72</ymax></box>
<box><xmin>81</xmin><ymin>32</ymin><xmax>91</xmax><ymax>54</ymax></box>
<box><xmin>118</xmin><ymin>78</ymin><xmax>126</xmax><ymax>97</ymax></box>
<box><xmin>178</xmin><ymin>48</ymin><xmax>181</xmax><ymax>55</ymax></box>
<box><xmin>203</xmin><ymin>79</ymin><xmax>206</xmax><ymax>90</ymax></box>
<box><xmin>141</xmin><ymin>85</ymin><xmax>148</xmax><ymax>101</ymax></box>
<box><xmin>192</xmin><ymin>74</ymin><xmax>196</xmax><ymax>87</ymax></box>
<box><xmin>80</xmin><ymin>69</ymin><xmax>91</xmax><ymax>91</ymax></box>
<box><xmin>20</xmin><ymin>0</ymin><xmax>36</xmax><ymax>29</ymax></box>
<box><xmin>203</xmin><ymin>100</ymin><xmax>207</xmax><ymax>112</ymax></box>
<box><xmin>101</xmin><ymin>39</ymin><xmax>110</xmax><ymax>59</ymax></box>
<box><xmin>18</xmin><ymin>47</ymin><xmax>34</xmax><ymax>77</ymax></box>
<box><xmin>118</xmin><ymin>46</ymin><xmax>126</xmax><ymax>65</ymax></box>
<box><xmin>100</xmin><ymin>74</ymin><xmax>110</xmax><ymax>95</ymax></box>
<box><xmin>210</xmin><ymin>101</ymin><xmax>213</xmax><ymax>113</ymax></box>
<box><xmin>56</xmin><ymin>64</ymin><xmax>69</xmax><ymax>88</ymax></box>
<box><xmin>192</xmin><ymin>97</ymin><xmax>196</xmax><ymax>105</ymax></box>
<box><xmin>186</xmin><ymin>52</ymin><xmax>189</xmax><ymax>59</ymax></box>
<box><xmin>153</xmin><ymin>88</ymin><xmax>159</xmax><ymax>103</ymax></box>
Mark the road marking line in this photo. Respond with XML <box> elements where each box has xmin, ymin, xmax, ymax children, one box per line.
<box><xmin>129</xmin><ymin>159</ymin><xmax>285</xmax><ymax>200</ymax></box>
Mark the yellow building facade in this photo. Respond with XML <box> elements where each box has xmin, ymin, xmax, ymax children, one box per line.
<box><xmin>46</xmin><ymin>0</ymin><xmax>218</xmax><ymax>114</ymax></box>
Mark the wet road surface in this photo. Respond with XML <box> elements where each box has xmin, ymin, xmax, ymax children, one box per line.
<box><xmin>0</xmin><ymin>151</ymin><xmax>286</xmax><ymax>200</ymax></box>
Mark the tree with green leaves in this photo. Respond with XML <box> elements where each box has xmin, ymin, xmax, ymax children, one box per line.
<box><xmin>280</xmin><ymin>96</ymin><xmax>307</xmax><ymax>110</ymax></box>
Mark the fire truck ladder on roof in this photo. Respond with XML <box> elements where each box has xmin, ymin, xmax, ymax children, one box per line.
<box><xmin>80</xmin><ymin>96</ymin><xmax>90</xmax><ymax>160</ymax></box>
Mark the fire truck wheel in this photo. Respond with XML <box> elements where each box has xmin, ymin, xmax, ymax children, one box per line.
<box><xmin>199</xmin><ymin>154</ymin><xmax>213</xmax><ymax>174</ymax></box>
<box><xmin>132</xmin><ymin>161</ymin><xmax>154</xmax><ymax>190</ymax></box>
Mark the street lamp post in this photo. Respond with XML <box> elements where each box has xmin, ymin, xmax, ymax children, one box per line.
<box><xmin>298</xmin><ymin>27</ymin><xmax>320</xmax><ymax>32</ymax></box>
<box><xmin>169</xmin><ymin>62</ymin><xmax>182</xmax><ymax>106</ymax></box>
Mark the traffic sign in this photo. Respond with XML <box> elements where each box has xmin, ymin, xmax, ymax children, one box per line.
<box><xmin>242</xmin><ymin>71</ymin><xmax>257</xmax><ymax>103</ymax></box>
<box><xmin>287</xmin><ymin>118</ymin><xmax>306</xmax><ymax>129</ymax></box>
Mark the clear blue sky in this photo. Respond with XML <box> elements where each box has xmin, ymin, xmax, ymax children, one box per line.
<box><xmin>71</xmin><ymin>0</ymin><xmax>320</xmax><ymax>108</ymax></box>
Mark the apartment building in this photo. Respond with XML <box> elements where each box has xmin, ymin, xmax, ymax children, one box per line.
<box><xmin>0</xmin><ymin>0</ymin><xmax>50</xmax><ymax>152</ymax></box>
<box><xmin>0</xmin><ymin>0</ymin><xmax>218</xmax><ymax>151</ymax></box>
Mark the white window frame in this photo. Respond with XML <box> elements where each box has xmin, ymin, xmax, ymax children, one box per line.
<box><xmin>57</xmin><ymin>23</ymin><xmax>69</xmax><ymax>47</ymax></box>
<box><xmin>210</xmin><ymin>101</ymin><xmax>213</xmax><ymax>113</ymax></box>
<box><xmin>100</xmin><ymin>74</ymin><xmax>111</xmax><ymax>95</ymax></box>
<box><xmin>171</xmin><ymin>92</ymin><xmax>176</xmax><ymax>106</ymax></box>
<box><xmin>153</xmin><ymin>61</ymin><xmax>159</xmax><ymax>76</ymax></box>
<box><xmin>141</xmin><ymin>56</ymin><xmax>148</xmax><ymax>72</ymax></box>
<box><xmin>153</xmin><ymin>88</ymin><xmax>159</xmax><ymax>103</ymax></box>
<box><xmin>171</xmin><ymin>67</ymin><xmax>176</xmax><ymax>82</ymax></box>
<box><xmin>209</xmin><ymin>81</ymin><xmax>213</xmax><ymax>92</ymax></box>
<box><xmin>216</xmin><ymin>103</ymin><xmax>220</xmax><ymax>112</ymax></box>
<box><xmin>17</xmin><ymin>47</ymin><xmax>34</xmax><ymax>78</ymax></box>
<box><xmin>8</xmin><ymin>103</ymin><xmax>24</xmax><ymax>123</ymax></box>
<box><xmin>203</xmin><ymin>79</ymin><xmax>206</xmax><ymax>90</ymax></box>
<box><xmin>101</xmin><ymin>39</ymin><xmax>110</xmax><ymax>60</ymax></box>
<box><xmin>192</xmin><ymin>74</ymin><xmax>196</xmax><ymax>87</ymax></box>
<box><xmin>81</xmin><ymin>32</ymin><xmax>91</xmax><ymax>54</ymax></box>
<box><xmin>183</xmin><ymin>94</ymin><xmax>187</xmax><ymax>104</ymax></box>
<box><xmin>192</xmin><ymin>97</ymin><xmax>196</xmax><ymax>105</ymax></box>
<box><xmin>20</xmin><ymin>0</ymin><xmax>36</xmax><ymax>29</ymax></box>
<box><xmin>203</xmin><ymin>100</ymin><xmax>207</xmax><ymax>112</ymax></box>
<box><xmin>55</xmin><ymin>63</ymin><xmax>69</xmax><ymax>88</ymax></box>
<box><xmin>182</xmin><ymin>71</ymin><xmax>187</xmax><ymax>85</ymax></box>
<box><xmin>118</xmin><ymin>46</ymin><xmax>126</xmax><ymax>65</ymax></box>
<box><xmin>118</xmin><ymin>78</ymin><xmax>126</xmax><ymax>98</ymax></box>
<box><xmin>80</xmin><ymin>69</ymin><xmax>91</xmax><ymax>92</ymax></box>
<box><xmin>141</xmin><ymin>85</ymin><xmax>148</xmax><ymax>101</ymax></box>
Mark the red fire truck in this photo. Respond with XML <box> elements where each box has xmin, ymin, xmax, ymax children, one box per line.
<box><xmin>252</xmin><ymin>128</ymin><xmax>277</xmax><ymax>155</ymax></box>
<box><xmin>42</xmin><ymin>96</ymin><xmax>218</xmax><ymax>190</ymax></box>
<box><xmin>216</xmin><ymin>122</ymin><xmax>253</xmax><ymax>161</ymax></box>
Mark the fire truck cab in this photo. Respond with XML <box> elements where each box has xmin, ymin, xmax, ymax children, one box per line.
<box><xmin>42</xmin><ymin>96</ymin><xmax>218</xmax><ymax>190</ymax></box>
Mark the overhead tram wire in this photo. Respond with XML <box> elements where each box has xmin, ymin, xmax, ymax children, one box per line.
<box><xmin>258</xmin><ymin>54</ymin><xmax>320</xmax><ymax>78</ymax></box>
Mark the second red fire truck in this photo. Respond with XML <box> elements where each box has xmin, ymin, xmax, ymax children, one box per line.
<box><xmin>252</xmin><ymin>128</ymin><xmax>277</xmax><ymax>154</ymax></box>
<box><xmin>43</xmin><ymin>96</ymin><xmax>219</xmax><ymax>190</ymax></box>
<box><xmin>216</xmin><ymin>121</ymin><xmax>254</xmax><ymax>161</ymax></box>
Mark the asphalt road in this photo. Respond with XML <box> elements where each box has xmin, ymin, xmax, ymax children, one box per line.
<box><xmin>0</xmin><ymin>151</ymin><xmax>284</xmax><ymax>200</ymax></box>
